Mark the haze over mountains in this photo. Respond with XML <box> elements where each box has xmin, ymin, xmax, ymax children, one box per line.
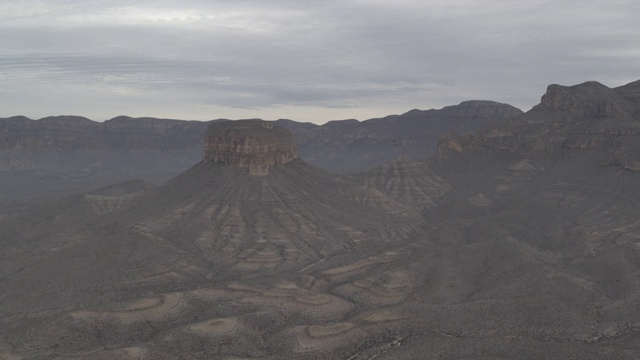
<box><xmin>0</xmin><ymin>101</ymin><xmax>520</xmax><ymax>202</ymax></box>
<box><xmin>1</xmin><ymin>80</ymin><xmax>640</xmax><ymax>359</ymax></box>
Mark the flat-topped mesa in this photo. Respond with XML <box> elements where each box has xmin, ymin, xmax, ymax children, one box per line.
<box><xmin>202</xmin><ymin>120</ymin><xmax>297</xmax><ymax>175</ymax></box>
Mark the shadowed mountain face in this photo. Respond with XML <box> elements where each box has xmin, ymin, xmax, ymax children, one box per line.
<box><xmin>435</xmin><ymin>80</ymin><xmax>640</xmax><ymax>177</ymax></box>
<box><xmin>279</xmin><ymin>100</ymin><xmax>523</xmax><ymax>173</ymax></box>
<box><xmin>0</xmin><ymin>116</ymin><xmax>210</xmax><ymax>215</ymax></box>
<box><xmin>0</xmin><ymin>115</ymin><xmax>208</xmax><ymax>173</ymax></box>
<box><xmin>2</xmin><ymin>81</ymin><xmax>640</xmax><ymax>359</ymax></box>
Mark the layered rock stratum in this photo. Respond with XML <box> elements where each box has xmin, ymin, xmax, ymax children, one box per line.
<box><xmin>202</xmin><ymin>120</ymin><xmax>297</xmax><ymax>175</ymax></box>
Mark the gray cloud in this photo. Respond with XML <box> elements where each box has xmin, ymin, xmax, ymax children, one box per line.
<box><xmin>1</xmin><ymin>0</ymin><xmax>638</xmax><ymax>123</ymax></box>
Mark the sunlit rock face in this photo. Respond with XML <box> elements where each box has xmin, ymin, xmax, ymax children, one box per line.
<box><xmin>202</xmin><ymin>120</ymin><xmax>297</xmax><ymax>175</ymax></box>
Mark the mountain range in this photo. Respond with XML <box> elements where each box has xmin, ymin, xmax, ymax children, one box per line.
<box><xmin>0</xmin><ymin>101</ymin><xmax>520</xmax><ymax>202</ymax></box>
<box><xmin>1</xmin><ymin>80</ymin><xmax>639</xmax><ymax>359</ymax></box>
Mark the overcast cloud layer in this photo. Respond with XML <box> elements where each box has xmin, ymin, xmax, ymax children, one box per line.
<box><xmin>1</xmin><ymin>0</ymin><xmax>638</xmax><ymax>123</ymax></box>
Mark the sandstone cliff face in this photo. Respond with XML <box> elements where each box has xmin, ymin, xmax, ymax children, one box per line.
<box><xmin>202</xmin><ymin>120</ymin><xmax>297</xmax><ymax>175</ymax></box>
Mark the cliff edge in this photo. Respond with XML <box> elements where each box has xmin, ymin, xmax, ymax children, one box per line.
<box><xmin>202</xmin><ymin>120</ymin><xmax>297</xmax><ymax>175</ymax></box>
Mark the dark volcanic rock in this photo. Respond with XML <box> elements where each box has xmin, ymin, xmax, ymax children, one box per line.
<box><xmin>203</xmin><ymin>120</ymin><xmax>297</xmax><ymax>175</ymax></box>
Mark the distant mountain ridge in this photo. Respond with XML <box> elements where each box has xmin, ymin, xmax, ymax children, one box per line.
<box><xmin>278</xmin><ymin>100</ymin><xmax>522</xmax><ymax>173</ymax></box>
<box><xmin>0</xmin><ymin>115</ymin><xmax>207</xmax><ymax>171</ymax></box>
<box><xmin>0</xmin><ymin>101</ymin><xmax>521</xmax><ymax>204</ymax></box>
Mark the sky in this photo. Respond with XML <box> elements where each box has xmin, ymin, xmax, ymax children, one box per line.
<box><xmin>0</xmin><ymin>0</ymin><xmax>638</xmax><ymax>124</ymax></box>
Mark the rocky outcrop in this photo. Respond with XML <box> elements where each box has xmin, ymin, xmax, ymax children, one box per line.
<box><xmin>614</xmin><ymin>79</ymin><xmax>640</xmax><ymax>104</ymax></box>
<box><xmin>536</xmin><ymin>81</ymin><xmax>636</xmax><ymax>119</ymax></box>
<box><xmin>202</xmin><ymin>120</ymin><xmax>297</xmax><ymax>175</ymax></box>
<box><xmin>436</xmin><ymin>80</ymin><xmax>640</xmax><ymax>172</ymax></box>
